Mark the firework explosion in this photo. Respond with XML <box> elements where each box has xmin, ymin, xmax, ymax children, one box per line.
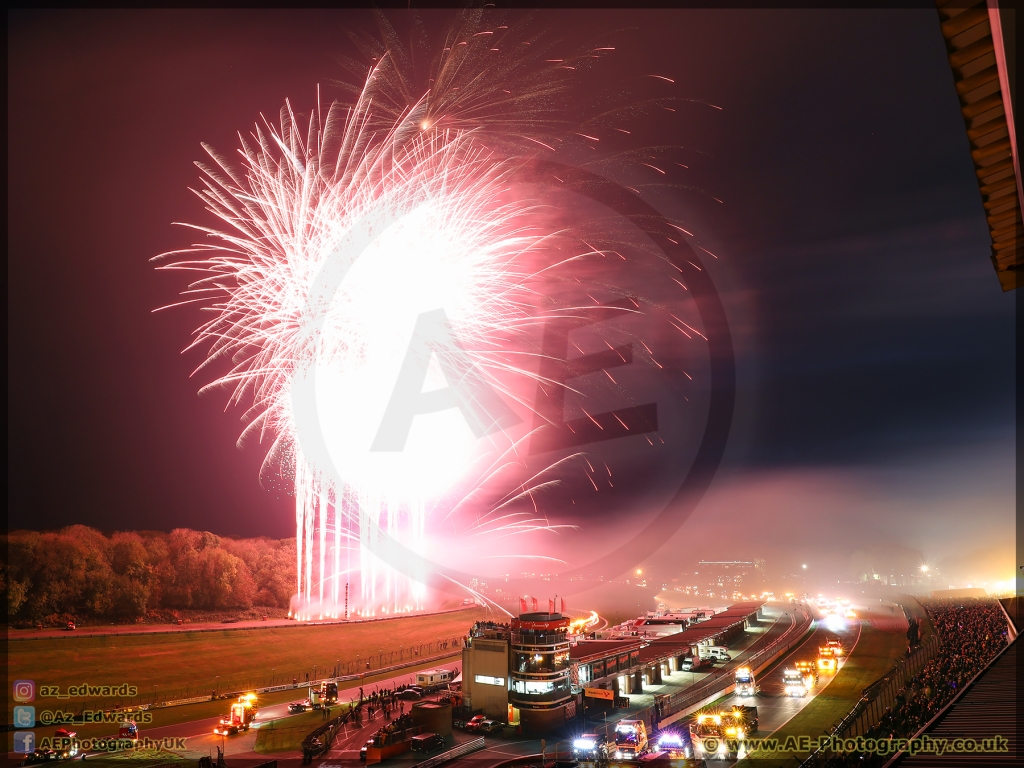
<box><xmin>158</xmin><ymin>13</ymin><xmax>720</xmax><ymax>618</ymax></box>
<box><xmin>156</xmin><ymin>17</ymin><xmax>612</xmax><ymax>618</ymax></box>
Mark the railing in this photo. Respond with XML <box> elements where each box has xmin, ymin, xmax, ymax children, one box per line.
<box><xmin>511</xmin><ymin>633</ymin><xmax>569</xmax><ymax>646</ymax></box>
<box><xmin>412</xmin><ymin>737</ymin><xmax>486</xmax><ymax>768</ymax></box>
<box><xmin>510</xmin><ymin>689</ymin><xmax>574</xmax><ymax>704</ymax></box>
<box><xmin>301</xmin><ymin>705</ymin><xmax>357</xmax><ymax>763</ymax></box>
<box><xmin>657</xmin><ymin>605</ymin><xmax>812</xmax><ymax>719</ymax></box>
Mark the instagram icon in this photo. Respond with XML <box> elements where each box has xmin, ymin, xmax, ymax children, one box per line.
<box><xmin>13</xmin><ymin>680</ymin><xmax>35</xmax><ymax>702</ymax></box>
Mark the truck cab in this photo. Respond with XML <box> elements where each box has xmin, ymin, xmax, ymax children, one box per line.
<box><xmin>321</xmin><ymin>681</ymin><xmax>339</xmax><ymax>704</ymax></box>
<box><xmin>817</xmin><ymin>646</ymin><xmax>838</xmax><ymax>673</ymax></box>
<box><xmin>723</xmin><ymin>706</ymin><xmax>758</xmax><ymax>737</ymax></box>
<box><xmin>654</xmin><ymin>729</ymin><xmax>693</xmax><ymax>759</ymax></box>
<box><xmin>783</xmin><ymin>668</ymin><xmax>807</xmax><ymax>697</ymax></box>
<box><xmin>795</xmin><ymin>661</ymin><xmax>819</xmax><ymax>690</ymax></box>
<box><xmin>734</xmin><ymin>666</ymin><xmax>756</xmax><ymax>696</ymax></box>
<box><xmin>613</xmin><ymin>720</ymin><xmax>648</xmax><ymax>759</ymax></box>
<box><xmin>572</xmin><ymin>733</ymin><xmax>609</xmax><ymax>764</ymax></box>
<box><xmin>214</xmin><ymin>694</ymin><xmax>258</xmax><ymax>735</ymax></box>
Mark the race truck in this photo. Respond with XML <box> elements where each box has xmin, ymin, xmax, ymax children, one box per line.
<box><xmin>320</xmin><ymin>680</ymin><xmax>339</xmax><ymax>704</ymax></box>
<box><xmin>572</xmin><ymin>733</ymin><xmax>609</xmax><ymax>765</ymax></box>
<box><xmin>783</xmin><ymin>668</ymin><xmax>808</xmax><ymax>697</ymax></box>
<box><xmin>612</xmin><ymin>720</ymin><xmax>649</xmax><ymax>760</ymax></box>
<box><xmin>734</xmin><ymin>666</ymin><xmax>757</xmax><ymax>696</ymax></box>
<box><xmin>691</xmin><ymin>706</ymin><xmax>758</xmax><ymax>760</ymax></box>
<box><xmin>653</xmin><ymin>728</ymin><xmax>694</xmax><ymax>759</ymax></box>
<box><xmin>723</xmin><ymin>706</ymin><xmax>758</xmax><ymax>737</ymax></box>
<box><xmin>817</xmin><ymin>646</ymin><xmax>838</xmax><ymax>673</ymax></box>
<box><xmin>825</xmin><ymin>638</ymin><xmax>844</xmax><ymax>656</ymax></box>
<box><xmin>213</xmin><ymin>693</ymin><xmax>259</xmax><ymax>735</ymax></box>
<box><xmin>691</xmin><ymin>713</ymin><xmax>732</xmax><ymax>759</ymax></box>
<box><xmin>308</xmin><ymin>687</ymin><xmax>324</xmax><ymax>709</ymax></box>
<box><xmin>52</xmin><ymin>729</ymin><xmax>79</xmax><ymax>759</ymax></box>
<box><xmin>796</xmin><ymin>661</ymin><xmax>819</xmax><ymax>690</ymax></box>
<box><xmin>117</xmin><ymin>721</ymin><xmax>139</xmax><ymax>742</ymax></box>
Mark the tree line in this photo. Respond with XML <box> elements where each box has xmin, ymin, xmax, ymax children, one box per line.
<box><xmin>3</xmin><ymin>526</ymin><xmax>296</xmax><ymax>623</ymax></box>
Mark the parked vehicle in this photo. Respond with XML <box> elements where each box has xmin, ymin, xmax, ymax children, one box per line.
<box><xmin>680</xmin><ymin>656</ymin><xmax>710</xmax><ymax>672</ymax></box>
<box><xmin>288</xmin><ymin>702</ymin><xmax>307</xmax><ymax>714</ymax></box>
<box><xmin>415</xmin><ymin>669</ymin><xmax>456</xmax><ymax>690</ymax></box>
<box><xmin>397</xmin><ymin>689</ymin><xmax>422</xmax><ymax>701</ymax></box>
<box><xmin>477</xmin><ymin>720</ymin><xmax>504</xmax><ymax>735</ymax></box>
<box><xmin>410</xmin><ymin>733</ymin><xmax>445</xmax><ymax>753</ymax></box>
<box><xmin>697</xmin><ymin>645</ymin><xmax>731</xmax><ymax>663</ymax></box>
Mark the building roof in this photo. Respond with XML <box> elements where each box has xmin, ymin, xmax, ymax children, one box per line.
<box><xmin>570</xmin><ymin>639</ymin><xmax>642</xmax><ymax>662</ymax></box>
<box><xmin>936</xmin><ymin>0</ymin><xmax>1021</xmax><ymax>291</ymax></box>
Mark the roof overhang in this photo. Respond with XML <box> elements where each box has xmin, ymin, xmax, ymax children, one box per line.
<box><xmin>936</xmin><ymin>0</ymin><xmax>1021</xmax><ymax>290</ymax></box>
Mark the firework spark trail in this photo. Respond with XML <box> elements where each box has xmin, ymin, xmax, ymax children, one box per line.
<box><xmin>157</xmin><ymin>16</ymin><xmax>712</xmax><ymax>616</ymax></box>
<box><xmin>154</xmin><ymin>32</ymin><xmax>610</xmax><ymax>618</ymax></box>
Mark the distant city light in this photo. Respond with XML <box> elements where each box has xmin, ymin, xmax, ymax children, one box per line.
<box><xmin>920</xmin><ymin>565</ymin><xmax>929</xmax><ymax>573</ymax></box>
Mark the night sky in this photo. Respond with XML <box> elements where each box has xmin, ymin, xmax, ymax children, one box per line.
<box><xmin>8</xmin><ymin>9</ymin><xmax>1016</xmax><ymax>586</ymax></box>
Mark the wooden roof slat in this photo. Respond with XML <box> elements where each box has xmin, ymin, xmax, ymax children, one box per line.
<box><xmin>955</xmin><ymin>65</ymin><xmax>999</xmax><ymax>96</ymax></box>
<box><xmin>967</xmin><ymin>114</ymin><xmax>1007</xmax><ymax>141</ymax></box>
<box><xmin>948</xmin><ymin>36</ymin><xmax>994</xmax><ymax>68</ymax></box>
<box><xmin>940</xmin><ymin>5</ymin><xmax>987</xmax><ymax>36</ymax></box>
<box><xmin>961</xmin><ymin>91</ymin><xmax>1003</xmax><ymax>119</ymax></box>
<box><xmin>949</xmin><ymin>17</ymin><xmax>991</xmax><ymax>50</ymax></box>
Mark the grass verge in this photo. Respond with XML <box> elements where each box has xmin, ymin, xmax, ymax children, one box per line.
<box><xmin>742</xmin><ymin>617</ymin><xmax>908</xmax><ymax>767</ymax></box>
<box><xmin>253</xmin><ymin>708</ymin><xmax>348</xmax><ymax>754</ymax></box>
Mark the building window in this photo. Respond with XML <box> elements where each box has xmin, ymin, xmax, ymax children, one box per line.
<box><xmin>512</xmin><ymin>679</ymin><xmax>555</xmax><ymax>695</ymax></box>
<box><xmin>514</xmin><ymin>651</ymin><xmax>556</xmax><ymax>674</ymax></box>
<box><xmin>474</xmin><ymin>675</ymin><xmax>506</xmax><ymax>687</ymax></box>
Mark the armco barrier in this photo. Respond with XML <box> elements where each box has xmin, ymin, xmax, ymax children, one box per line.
<box><xmin>413</xmin><ymin>737</ymin><xmax>486</xmax><ymax>768</ymax></box>
<box><xmin>8</xmin><ymin>604</ymin><xmax>479</xmax><ymax>642</ymax></box>
<box><xmin>150</xmin><ymin>650</ymin><xmax>461</xmax><ymax>710</ymax></box>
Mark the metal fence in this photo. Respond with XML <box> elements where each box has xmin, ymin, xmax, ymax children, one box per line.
<box><xmin>800</xmin><ymin>634</ymin><xmax>941</xmax><ymax>767</ymax></box>
<box><xmin>413</xmin><ymin>736</ymin><xmax>486</xmax><ymax>768</ymax></box>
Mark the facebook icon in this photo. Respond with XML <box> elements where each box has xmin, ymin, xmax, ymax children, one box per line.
<box><xmin>14</xmin><ymin>731</ymin><xmax>35</xmax><ymax>753</ymax></box>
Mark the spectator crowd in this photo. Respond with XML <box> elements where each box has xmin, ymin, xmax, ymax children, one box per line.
<box><xmin>827</xmin><ymin>598</ymin><xmax>1009</xmax><ymax>767</ymax></box>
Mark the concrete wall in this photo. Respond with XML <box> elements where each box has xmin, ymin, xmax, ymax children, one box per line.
<box><xmin>462</xmin><ymin>640</ymin><xmax>510</xmax><ymax>719</ymax></box>
<box><xmin>520</xmin><ymin>705</ymin><xmax>566</xmax><ymax>735</ymax></box>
